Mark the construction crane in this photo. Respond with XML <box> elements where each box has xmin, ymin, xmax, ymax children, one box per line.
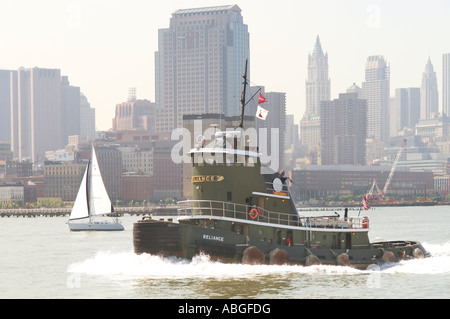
<box><xmin>366</xmin><ymin>139</ymin><xmax>407</xmax><ymax>200</ymax></box>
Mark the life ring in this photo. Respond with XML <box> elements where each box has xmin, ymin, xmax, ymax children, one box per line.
<box><xmin>361</xmin><ymin>217</ymin><xmax>369</xmax><ymax>229</ymax></box>
<box><xmin>249</xmin><ymin>208</ymin><xmax>259</xmax><ymax>220</ymax></box>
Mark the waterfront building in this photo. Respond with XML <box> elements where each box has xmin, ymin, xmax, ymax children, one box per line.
<box><xmin>292</xmin><ymin>165</ymin><xmax>433</xmax><ymax>200</ymax></box>
<box><xmin>152</xmin><ymin>139</ymin><xmax>182</xmax><ymax>201</ymax></box>
<box><xmin>0</xmin><ymin>185</ymin><xmax>24</xmax><ymax>204</ymax></box>
<box><xmin>119</xmin><ymin>146</ymin><xmax>153</xmax><ymax>175</ymax></box>
<box><xmin>44</xmin><ymin>162</ymin><xmax>85</xmax><ymax>201</ymax></box>
<box><xmin>122</xmin><ymin>174</ymin><xmax>153</xmax><ymax>202</ymax></box>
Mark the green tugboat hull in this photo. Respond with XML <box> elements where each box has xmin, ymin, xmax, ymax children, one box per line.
<box><xmin>133</xmin><ymin>214</ymin><xmax>429</xmax><ymax>270</ymax></box>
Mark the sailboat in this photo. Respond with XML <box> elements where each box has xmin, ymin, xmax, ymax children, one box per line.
<box><xmin>68</xmin><ymin>144</ymin><xmax>124</xmax><ymax>231</ymax></box>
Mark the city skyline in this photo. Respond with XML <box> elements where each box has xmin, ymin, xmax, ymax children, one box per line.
<box><xmin>1</xmin><ymin>0</ymin><xmax>449</xmax><ymax>130</ymax></box>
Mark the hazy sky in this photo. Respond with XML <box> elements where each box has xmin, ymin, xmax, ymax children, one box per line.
<box><xmin>1</xmin><ymin>0</ymin><xmax>449</xmax><ymax>130</ymax></box>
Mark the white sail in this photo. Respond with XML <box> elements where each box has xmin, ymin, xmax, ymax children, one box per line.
<box><xmin>88</xmin><ymin>146</ymin><xmax>113</xmax><ymax>217</ymax></box>
<box><xmin>68</xmin><ymin>144</ymin><xmax>123</xmax><ymax>231</ymax></box>
<box><xmin>69</xmin><ymin>164</ymin><xmax>89</xmax><ymax>220</ymax></box>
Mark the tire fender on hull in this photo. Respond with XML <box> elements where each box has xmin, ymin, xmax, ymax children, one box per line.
<box><xmin>336</xmin><ymin>253</ymin><xmax>350</xmax><ymax>266</ymax></box>
<box><xmin>269</xmin><ymin>248</ymin><xmax>290</xmax><ymax>265</ymax></box>
<box><xmin>242</xmin><ymin>246</ymin><xmax>265</xmax><ymax>265</ymax></box>
<box><xmin>413</xmin><ymin>247</ymin><xmax>424</xmax><ymax>259</ymax></box>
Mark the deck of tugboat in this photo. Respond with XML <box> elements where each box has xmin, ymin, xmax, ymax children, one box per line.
<box><xmin>176</xmin><ymin>200</ymin><xmax>369</xmax><ymax>233</ymax></box>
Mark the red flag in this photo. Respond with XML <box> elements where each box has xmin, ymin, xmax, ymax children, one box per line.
<box><xmin>362</xmin><ymin>197</ymin><xmax>370</xmax><ymax>210</ymax></box>
<box><xmin>258</xmin><ymin>93</ymin><xmax>266</xmax><ymax>104</ymax></box>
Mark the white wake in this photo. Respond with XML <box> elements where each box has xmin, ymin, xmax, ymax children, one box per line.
<box><xmin>67</xmin><ymin>242</ymin><xmax>450</xmax><ymax>278</ymax></box>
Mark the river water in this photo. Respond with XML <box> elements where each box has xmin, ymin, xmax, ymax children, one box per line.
<box><xmin>0</xmin><ymin>206</ymin><xmax>449</xmax><ymax>299</ymax></box>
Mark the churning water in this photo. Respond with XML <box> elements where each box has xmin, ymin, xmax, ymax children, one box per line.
<box><xmin>1</xmin><ymin>206</ymin><xmax>449</xmax><ymax>299</ymax></box>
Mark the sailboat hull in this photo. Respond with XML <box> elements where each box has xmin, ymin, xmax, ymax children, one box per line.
<box><xmin>69</xmin><ymin>221</ymin><xmax>124</xmax><ymax>231</ymax></box>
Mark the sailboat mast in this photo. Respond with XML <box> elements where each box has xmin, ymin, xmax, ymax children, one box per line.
<box><xmin>239</xmin><ymin>59</ymin><xmax>248</xmax><ymax>129</ymax></box>
<box><xmin>86</xmin><ymin>158</ymin><xmax>91</xmax><ymax>222</ymax></box>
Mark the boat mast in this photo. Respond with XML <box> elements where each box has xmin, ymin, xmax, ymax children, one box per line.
<box><xmin>239</xmin><ymin>59</ymin><xmax>248</xmax><ymax>129</ymax></box>
<box><xmin>86</xmin><ymin>159</ymin><xmax>91</xmax><ymax>222</ymax></box>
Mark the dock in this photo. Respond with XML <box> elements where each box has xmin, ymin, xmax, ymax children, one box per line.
<box><xmin>0</xmin><ymin>206</ymin><xmax>180</xmax><ymax>218</ymax></box>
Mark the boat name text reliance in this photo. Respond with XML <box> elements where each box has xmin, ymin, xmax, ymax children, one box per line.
<box><xmin>203</xmin><ymin>234</ymin><xmax>224</xmax><ymax>242</ymax></box>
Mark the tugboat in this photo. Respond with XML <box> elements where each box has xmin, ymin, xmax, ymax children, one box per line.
<box><xmin>133</xmin><ymin>61</ymin><xmax>429</xmax><ymax>269</ymax></box>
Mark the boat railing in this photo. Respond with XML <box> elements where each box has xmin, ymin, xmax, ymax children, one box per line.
<box><xmin>177</xmin><ymin>200</ymin><xmax>368</xmax><ymax>229</ymax></box>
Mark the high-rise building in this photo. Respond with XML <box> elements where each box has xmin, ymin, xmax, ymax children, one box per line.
<box><xmin>362</xmin><ymin>55</ymin><xmax>390</xmax><ymax>143</ymax></box>
<box><xmin>320</xmin><ymin>93</ymin><xmax>367</xmax><ymax>166</ymax></box>
<box><xmin>9</xmin><ymin>68</ymin><xmax>82</xmax><ymax>162</ymax></box>
<box><xmin>79</xmin><ymin>93</ymin><xmax>96</xmax><ymax>140</ymax></box>
<box><xmin>61</xmin><ymin>76</ymin><xmax>81</xmax><ymax>144</ymax></box>
<box><xmin>154</xmin><ymin>5</ymin><xmax>250</xmax><ymax>136</ymax></box>
<box><xmin>391</xmin><ymin>88</ymin><xmax>420</xmax><ymax>136</ymax></box>
<box><xmin>305</xmin><ymin>35</ymin><xmax>330</xmax><ymax>116</ymax></box>
<box><xmin>420</xmin><ymin>57</ymin><xmax>439</xmax><ymax>119</ymax></box>
<box><xmin>443</xmin><ymin>53</ymin><xmax>450</xmax><ymax>116</ymax></box>
<box><xmin>0</xmin><ymin>70</ymin><xmax>13</xmax><ymax>143</ymax></box>
<box><xmin>300</xmin><ymin>35</ymin><xmax>330</xmax><ymax>154</ymax></box>
<box><xmin>10</xmin><ymin>67</ymin><xmax>63</xmax><ymax>162</ymax></box>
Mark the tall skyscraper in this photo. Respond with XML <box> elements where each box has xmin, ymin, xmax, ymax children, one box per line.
<box><xmin>420</xmin><ymin>57</ymin><xmax>439</xmax><ymax>119</ymax></box>
<box><xmin>0</xmin><ymin>70</ymin><xmax>12</xmax><ymax>143</ymax></box>
<box><xmin>10</xmin><ymin>67</ymin><xmax>63</xmax><ymax>162</ymax></box>
<box><xmin>362</xmin><ymin>55</ymin><xmax>390</xmax><ymax>143</ymax></box>
<box><xmin>300</xmin><ymin>35</ymin><xmax>330</xmax><ymax>154</ymax></box>
<box><xmin>154</xmin><ymin>5</ymin><xmax>250</xmax><ymax>136</ymax></box>
<box><xmin>320</xmin><ymin>93</ymin><xmax>367</xmax><ymax>166</ymax></box>
<box><xmin>305</xmin><ymin>35</ymin><xmax>330</xmax><ymax>116</ymax></box>
<box><xmin>443</xmin><ymin>53</ymin><xmax>450</xmax><ymax>116</ymax></box>
<box><xmin>9</xmin><ymin>68</ymin><xmax>82</xmax><ymax>162</ymax></box>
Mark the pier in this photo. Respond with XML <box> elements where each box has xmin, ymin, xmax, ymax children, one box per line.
<box><xmin>0</xmin><ymin>206</ymin><xmax>180</xmax><ymax>218</ymax></box>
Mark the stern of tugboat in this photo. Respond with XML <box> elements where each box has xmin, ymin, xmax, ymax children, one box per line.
<box><xmin>133</xmin><ymin>216</ymin><xmax>182</xmax><ymax>257</ymax></box>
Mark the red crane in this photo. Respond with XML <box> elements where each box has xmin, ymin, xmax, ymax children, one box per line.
<box><xmin>363</xmin><ymin>139</ymin><xmax>407</xmax><ymax>208</ymax></box>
